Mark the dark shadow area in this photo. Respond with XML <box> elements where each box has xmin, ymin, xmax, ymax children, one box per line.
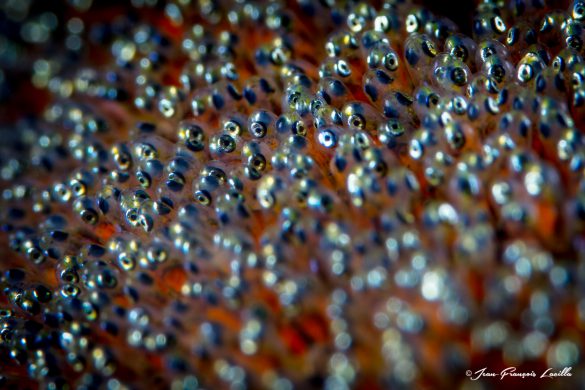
<box><xmin>419</xmin><ymin>0</ymin><xmax>475</xmax><ymax>36</ymax></box>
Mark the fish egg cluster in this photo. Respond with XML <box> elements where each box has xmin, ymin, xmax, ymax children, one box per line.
<box><xmin>1</xmin><ymin>0</ymin><xmax>585</xmax><ymax>389</ymax></box>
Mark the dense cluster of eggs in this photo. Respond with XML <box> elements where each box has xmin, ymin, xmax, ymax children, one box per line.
<box><xmin>1</xmin><ymin>0</ymin><xmax>585</xmax><ymax>388</ymax></box>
